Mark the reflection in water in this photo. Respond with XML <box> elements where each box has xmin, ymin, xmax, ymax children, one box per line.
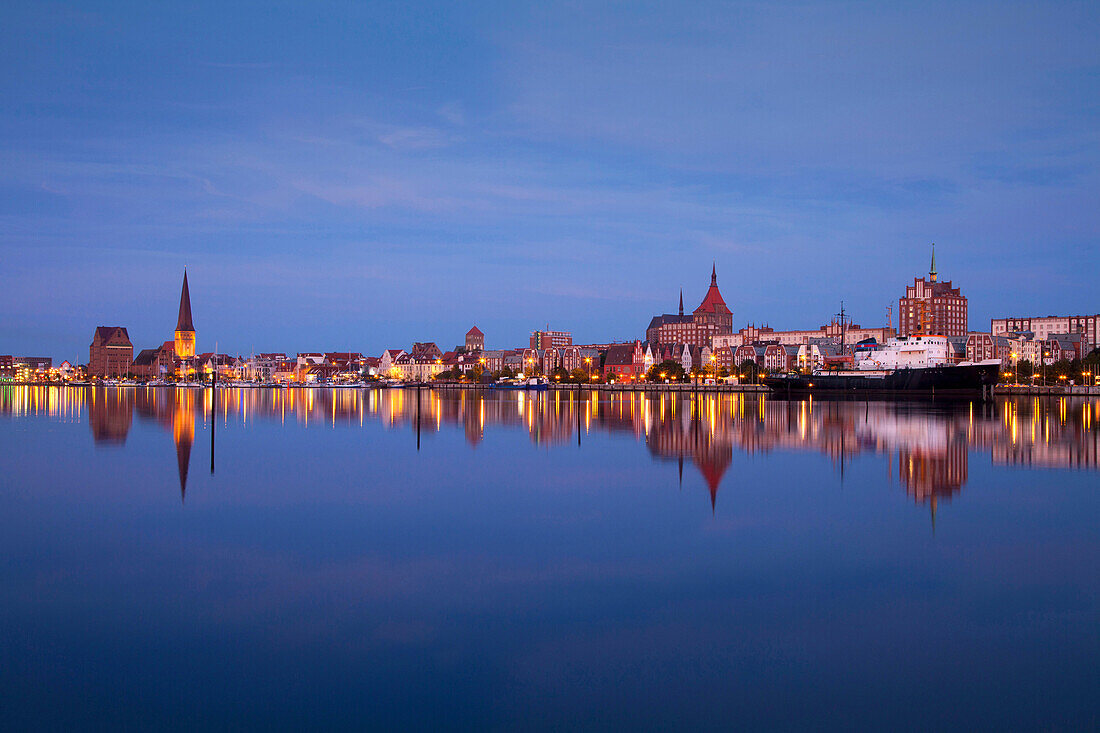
<box><xmin>173</xmin><ymin>391</ymin><xmax>195</xmax><ymax>501</ymax></box>
<box><xmin>3</xmin><ymin>385</ymin><xmax>1098</xmax><ymax>514</ymax></box>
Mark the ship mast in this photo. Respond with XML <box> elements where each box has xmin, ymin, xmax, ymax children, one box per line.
<box><xmin>835</xmin><ymin>301</ymin><xmax>848</xmax><ymax>354</ymax></box>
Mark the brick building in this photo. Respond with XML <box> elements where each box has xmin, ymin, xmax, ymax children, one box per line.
<box><xmin>465</xmin><ymin>326</ymin><xmax>485</xmax><ymax>351</ymax></box>
<box><xmin>89</xmin><ymin>326</ymin><xmax>134</xmax><ymax>378</ymax></box>
<box><xmin>646</xmin><ymin>265</ymin><xmax>733</xmax><ymax>347</ymax></box>
<box><xmin>713</xmin><ymin>321</ymin><xmax>894</xmax><ymax>350</ymax></box>
<box><xmin>602</xmin><ymin>341</ymin><xmax>645</xmax><ymax>381</ymax></box>
<box><xmin>965</xmin><ymin>333</ymin><xmax>1012</xmax><ymax>364</ymax></box>
<box><xmin>898</xmin><ymin>246</ymin><xmax>968</xmax><ymax>337</ymax></box>
<box><xmin>991</xmin><ymin>314</ymin><xmax>1099</xmax><ymax>350</ymax></box>
<box><xmin>530</xmin><ymin>330</ymin><xmax>572</xmax><ymax>349</ymax></box>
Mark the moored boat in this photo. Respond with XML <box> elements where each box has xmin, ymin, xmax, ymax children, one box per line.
<box><xmin>765</xmin><ymin>335</ymin><xmax>1001</xmax><ymax>397</ymax></box>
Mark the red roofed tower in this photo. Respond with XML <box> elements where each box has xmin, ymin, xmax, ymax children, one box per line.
<box><xmin>465</xmin><ymin>326</ymin><xmax>485</xmax><ymax>351</ymax></box>
<box><xmin>692</xmin><ymin>263</ymin><xmax>733</xmax><ymax>340</ymax></box>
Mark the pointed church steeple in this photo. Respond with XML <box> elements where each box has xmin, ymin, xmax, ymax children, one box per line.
<box><xmin>174</xmin><ymin>269</ymin><xmax>196</xmax><ymax>360</ymax></box>
<box><xmin>678</xmin><ymin>288</ymin><xmax>684</xmax><ymax>317</ymax></box>
<box><xmin>929</xmin><ymin>243</ymin><xmax>938</xmax><ymax>283</ymax></box>
<box><xmin>711</xmin><ymin>261</ymin><xmax>717</xmax><ymax>286</ymax></box>
<box><xmin>176</xmin><ymin>270</ymin><xmax>194</xmax><ymax>332</ymax></box>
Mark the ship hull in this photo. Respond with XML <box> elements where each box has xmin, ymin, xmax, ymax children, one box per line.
<box><xmin>764</xmin><ymin>362</ymin><xmax>1000</xmax><ymax>397</ymax></box>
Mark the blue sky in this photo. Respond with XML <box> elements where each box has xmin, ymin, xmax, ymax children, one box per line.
<box><xmin>2</xmin><ymin>1</ymin><xmax>1098</xmax><ymax>361</ymax></box>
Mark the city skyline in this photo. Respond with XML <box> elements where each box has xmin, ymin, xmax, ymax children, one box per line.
<box><xmin>3</xmin><ymin>2</ymin><xmax>1099</xmax><ymax>361</ymax></box>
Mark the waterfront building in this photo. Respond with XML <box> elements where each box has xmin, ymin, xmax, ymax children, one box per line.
<box><xmin>537</xmin><ymin>345</ymin><xmax>584</xmax><ymax>373</ymax></box>
<box><xmin>713</xmin><ymin>346</ymin><xmax>734</xmax><ymax>373</ymax></box>
<box><xmin>244</xmin><ymin>353</ymin><xmax>285</xmax><ymax>382</ymax></box>
<box><xmin>131</xmin><ymin>349</ymin><xmax>160</xmax><ymax>380</ymax></box>
<box><xmin>130</xmin><ymin>341</ymin><xmax>176</xmax><ymax>380</ymax></box>
<box><xmin>392</xmin><ymin>352</ymin><xmax>444</xmax><ymax>381</ymax></box>
<box><xmin>0</xmin><ymin>355</ymin><xmax>13</xmax><ymax>381</ymax></box>
<box><xmin>965</xmin><ymin>333</ymin><xmax>1013</xmax><ymax>365</ymax></box>
<box><xmin>530</xmin><ymin>330</ymin><xmax>572</xmax><ymax>349</ymax></box>
<box><xmin>1047</xmin><ymin>333</ymin><xmax>1086</xmax><ymax>363</ymax></box>
<box><xmin>380</xmin><ymin>349</ymin><xmax>405</xmax><ymax>376</ymax></box>
<box><xmin>11</xmin><ymin>357</ymin><xmax>53</xmax><ymax>382</ymax></box>
<box><xmin>998</xmin><ymin>331</ymin><xmax>1088</xmax><ymax>367</ymax></box>
<box><xmin>323</xmin><ymin>352</ymin><xmax>365</xmax><ymax>380</ymax></box>
<box><xmin>452</xmin><ymin>351</ymin><xmax>487</xmax><ymax>376</ymax></box>
<box><xmin>713</xmin><ymin>321</ymin><xmax>894</xmax><ymax>350</ymax></box>
<box><xmin>642</xmin><ymin>342</ymin><xmax>659</xmax><ymax>374</ymax></box>
<box><xmin>272</xmin><ymin>358</ymin><xmax>297</xmax><ymax>383</ymax></box>
<box><xmin>990</xmin><ymin>314</ymin><xmax>1099</xmax><ymax>350</ymax></box>
<box><xmin>89</xmin><ymin>326</ymin><xmax>134</xmax><ymax>378</ymax></box>
<box><xmin>465</xmin><ymin>326</ymin><xmax>485</xmax><ymax>351</ymax></box>
<box><xmin>646</xmin><ymin>265</ymin><xmax>733</xmax><ymax>347</ymax></box>
<box><xmin>898</xmin><ymin>246</ymin><xmax>968</xmax><ymax>337</ymax></box>
<box><xmin>520</xmin><ymin>348</ymin><xmax>542</xmax><ymax>375</ymax></box>
<box><xmin>480</xmin><ymin>350</ymin><xmax>506</xmax><ymax>373</ymax></box>
<box><xmin>174</xmin><ymin>271</ymin><xmax>196</xmax><ymax>362</ymax></box>
<box><xmin>602</xmin><ymin>341</ymin><xmax>644</xmax><ymax>381</ymax></box>
<box><xmin>503</xmin><ymin>351</ymin><xmax>523</xmax><ymax>374</ymax></box>
<box><xmin>410</xmin><ymin>342</ymin><xmax>443</xmax><ymax>361</ymax></box>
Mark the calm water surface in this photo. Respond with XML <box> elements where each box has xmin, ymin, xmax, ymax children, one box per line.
<box><xmin>2</xmin><ymin>386</ymin><xmax>1098</xmax><ymax>730</ymax></box>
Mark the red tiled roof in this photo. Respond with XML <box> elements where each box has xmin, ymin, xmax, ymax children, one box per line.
<box><xmin>466</xmin><ymin>326</ymin><xmax>484</xmax><ymax>336</ymax></box>
<box><xmin>93</xmin><ymin>326</ymin><xmax>131</xmax><ymax>344</ymax></box>
<box><xmin>603</xmin><ymin>343</ymin><xmax>639</xmax><ymax>366</ymax></box>
<box><xmin>694</xmin><ymin>265</ymin><xmax>730</xmax><ymax>315</ymax></box>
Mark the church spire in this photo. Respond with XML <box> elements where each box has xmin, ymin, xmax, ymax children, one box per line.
<box><xmin>929</xmin><ymin>243</ymin><xmax>937</xmax><ymax>283</ymax></box>
<box><xmin>174</xmin><ymin>269</ymin><xmax>196</xmax><ymax>361</ymax></box>
<box><xmin>678</xmin><ymin>288</ymin><xmax>683</xmax><ymax>317</ymax></box>
<box><xmin>176</xmin><ymin>270</ymin><xmax>194</xmax><ymax>332</ymax></box>
<box><xmin>711</xmin><ymin>261</ymin><xmax>717</xmax><ymax>286</ymax></box>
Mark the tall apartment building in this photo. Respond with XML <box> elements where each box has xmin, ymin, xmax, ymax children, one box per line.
<box><xmin>990</xmin><ymin>315</ymin><xmax>1099</xmax><ymax>350</ymax></box>
<box><xmin>89</xmin><ymin>326</ymin><xmax>134</xmax><ymax>377</ymax></box>
<box><xmin>530</xmin><ymin>330</ymin><xmax>572</xmax><ymax>349</ymax></box>
<box><xmin>898</xmin><ymin>246</ymin><xmax>968</xmax><ymax>337</ymax></box>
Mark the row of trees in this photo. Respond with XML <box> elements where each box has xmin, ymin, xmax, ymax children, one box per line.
<box><xmin>643</xmin><ymin>360</ymin><xmax>764</xmax><ymax>383</ymax></box>
<box><xmin>434</xmin><ymin>365</ymin><xmax>599</xmax><ymax>383</ymax></box>
<box><xmin>1009</xmin><ymin>351</ymin><xmax>1100</xmax><ymax>385</ymax></box>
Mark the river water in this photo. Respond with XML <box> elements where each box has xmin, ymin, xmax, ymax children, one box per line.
<box><xmin>1</xmin><ymin>386</ymin><xmax>1097</xmax><ymax>729</ymax></box>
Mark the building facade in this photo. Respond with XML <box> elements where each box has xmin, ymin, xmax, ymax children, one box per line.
<box><xmin>530</xmin><ymin>330</ymin><xmax>572</xmax><ymax>349</ymax></box>
<box><xmin>713</xmin><ymin>322</ymin><xmax>895</xmax><ymax>350</ymax></box>
<box><xmin>602</xmin><ymin>341</ymin><xmax>644</xmax><ymax>381</ymax></box>
<box><xmin>898</xmin><ymin>247</ymin><xmax>968</xmax><ymax>337</ymax></box>
<box><xmin>646</xmin><ymin>266</ymin><xmax>733</xmax><ymax>347</ymax></box>
<box><xmin>991</xmin><ymin>315</ymin><xmax>1099</xmax><ymax>350</ymax></box>
<box><xmin>465</xmin><ymin>326</ymin><xmax>485</xmax><ymax>351</ymax></box>
<box><xmin>89</xmin><ymin>326</ymin><xmax>134</xmax><ymax>378</ymax></box>
<box><xmin>965</xmin><ymin>333</ymin><xmax>1012</xmax><ymax>364</ymax></box>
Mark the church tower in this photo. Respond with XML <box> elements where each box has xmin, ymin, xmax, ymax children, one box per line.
<box><xmin>174</xmin><ymin>270</ymin><xmax>195</xmax><ymax>359</ymax></box>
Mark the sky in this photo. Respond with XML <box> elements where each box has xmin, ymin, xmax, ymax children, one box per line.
<box><xmin>2</xmin><ymin>1</ymin><xmax>1098</xmax><ymax>362</ymax></box>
